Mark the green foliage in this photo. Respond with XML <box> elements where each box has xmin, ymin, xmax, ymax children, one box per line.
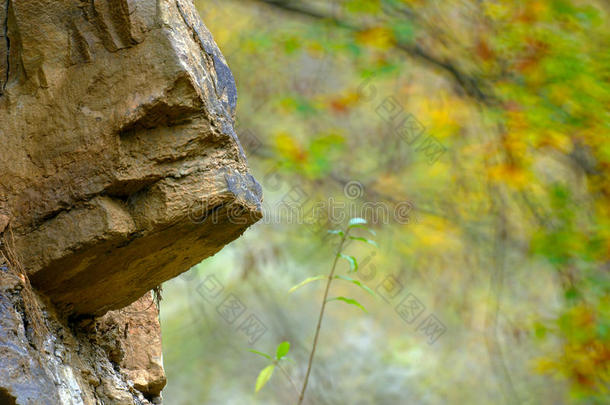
<box><xmin>163</xmin><ymin>1</ymin><xmax>610</xmax><ymax>403</ymax></box>
<box><xmin>348</xmin><ymin>236</ymin><xmax>378</xmax><ymax>248</ymax></box>
<box><xmin>334</xmin><ymin>275</ymin><xmax>376</xmax><ymax>297</ymax></box>
<box><xmin>337</xmin><ymin>253</ymin><xmax>358</xmax><ymax>272</ymax></box>
<box><xmin>348</xmin><ymin>217</ymin><xmax>368</xmax><ymax>227</ymax></box>
<box><xmin>252</xmin><ymin>218</ymin><xmax>377</xmax><ymax>402</ymax></box>
<box><xmin>326</xmin><ymin>296</ymin><xmax>368</xmax><ymax>312</ymax></box>
<box><xmin>250</xmin><ymin>341</ymin><xmax>292</xmax><ymax>393</ymax></box>
<box><xmin>288</xmin><ymin>275</ymin><xmax>327</xmax><ymax>293</ymax></box>
<box><xmin>255</xmin><ymin>365</ymin><xmax>275</xmax><ymax>393</ymax></box>
<box><xmin>276</xmin><ymin>342</ymin><xmax>291</xmax><ymax>360</ymax></box>
<box><xmin>249</xmin><ymin>350</ymin><xmax>273</xmax><ymax>361</ymax></box>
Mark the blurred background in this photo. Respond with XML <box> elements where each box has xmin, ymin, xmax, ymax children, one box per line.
<box><xmin>160</xmin><ymin>1</ymin><xmax>610</xmax><ymax>404</ymax></box>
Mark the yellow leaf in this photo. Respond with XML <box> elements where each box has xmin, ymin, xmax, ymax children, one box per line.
<box><xmin>355</xmin><ymin>27</ymin><xmax>395</xmax><ymax>49</ymax></box>
<box><xmin>275</xmin><ymin>132</ymin><xmax>303</xmax><ymax>161</ymax></box>
<box><xmin>487</xmin><ymin>164</ymin><xmax>530</xmax><ymax>189</ymax></box>
<box><xmin>537</xmin><ymin>130</ymin><xmax>573</xmax><ymax>153</ymax></box>
<box><xmin>534</xmin><ymin>357</ymin><xmax>558</xmax><ymax>374</ymax></box>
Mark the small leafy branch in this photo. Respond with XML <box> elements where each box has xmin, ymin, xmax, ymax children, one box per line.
<box><xmin>250</xmin><ymin>342</ymin><xmax>299</xmax><ymax>395</ymax></box>
<box><xmin>250</xmin><ymin>217</ymin><xmax>377</xmax><ymax>404</ymax></box>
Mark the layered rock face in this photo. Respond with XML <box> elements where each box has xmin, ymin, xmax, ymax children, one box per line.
<box><xmin>0</xmin><ymin>276</ymin><xmax>166</xmax><ymax>404</ymax></box>
<box><xmin>0</xmin><ymin>0</ymin><xmax>262</xmax><ymax>403</ymax></box>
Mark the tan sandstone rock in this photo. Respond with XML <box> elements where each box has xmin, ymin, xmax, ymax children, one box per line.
<box><xmin>0</xmin><ymin>214</ymin><xmax>8</xmax><ymax>234</ymax></box>
<box><xmin>97</xmin><ymin>292</ymin><xmax>167</xmax><ymax>399</ymax></box>
<box><xmin>0</xmin><ymin>0</ymin><xmax>261</xmax><ymax>403</ymax></box>
<box><xmin>0</xmin><ymin>0</ymin><xmax>262</xmax><ymax>316</ymax></box>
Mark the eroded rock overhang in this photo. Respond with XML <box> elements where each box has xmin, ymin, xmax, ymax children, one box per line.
<box><xmin>0</xmin><ymin>0</ymin><xmax>262</xmax><ymax>316</ymax></box>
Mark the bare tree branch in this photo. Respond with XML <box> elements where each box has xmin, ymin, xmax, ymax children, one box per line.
<box><xmin>244</xmin><ymin>0</ymin><xmax>497</xmax><ymax>104</ymax></box>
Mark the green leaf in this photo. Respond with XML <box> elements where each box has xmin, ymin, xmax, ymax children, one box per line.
<box><xmin>328</xmin><ymin>229</ymin><xmax>345</xmax><ymax>236</ymax></box>
<box><xmin>289</xmin><ymin>275</ymin><xmax>327</xmax><ymax>293</ymax></box>
<box><xmin>334</xmin><ymin>275</ymin><xmax>376</xmax><ymax>297</ymax></box>
<box><xmin>348</xmin><ymin>236</ymin><xmax>378</xmax><ymax>248</ymax></box>
<box><xmin>391</xmin><ymin>21</ymin><xmax>414</xmax><ymax>44</ymax></box>
<box><xmin>326</xmin><ymin>296</ymin><xmax>367</xmax><ymax>312</ymax></box>
<box><xmin>255</xmin><ymin>364</ymin><xmax>275</xmax><ymax>393</ymax></box>
<box><xmin>350</xmin><ymin>224</ymin><xmax>377</xmax><ymax>236</ymax></box>
<box><xmin>276</xmin><ymin>341</ymin><xmax>290</xmax><ymax>360</ymax></box>
<box><xmin>249</xmin><ymin>349</ymin><xmax>273</xmax><ymax>361</ymax></box>
<box><xmin>338</xmin><ymin>254</ymin><xmax>358</xmax><ymax>272</ymax></box>
<box><xmin>348</xmin><ymin>217</ymin><xmax>367</xmax><ymax>228</ymax></box>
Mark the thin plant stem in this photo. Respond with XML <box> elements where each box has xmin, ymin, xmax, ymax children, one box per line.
<box><xmin>297</xmin><ymin>228</ymin><xmax>349</xmax><ymax>405</ymax></box>
<box><xmin>277</xmin><ymin>362</ymin><xmax>300</xmax><ymax>397</ymax></box>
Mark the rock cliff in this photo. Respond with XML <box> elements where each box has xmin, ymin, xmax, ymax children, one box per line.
<box><xmin>0</xmin><ymin>0</ymin><xmax>261</xmax><ymax>403</ymax></box>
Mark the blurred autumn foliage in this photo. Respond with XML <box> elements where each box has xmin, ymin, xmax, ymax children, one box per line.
<box><xmin>161</xmin><ymin>1</ymin><xmax>610</xmax><ymax>403</ymax></box>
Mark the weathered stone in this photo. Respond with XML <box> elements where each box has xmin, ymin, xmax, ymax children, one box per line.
<box><xmin>0</xmin><ymin>213</ymin><xmax>8</xmax><ymax>233</ymax></box>
<box><xmin>0</xmin><ymin>0</ymin><xmax>261</xmax><ymax>403</ymax></box>
<box><xmin>0</xmin><ymin>0</ymin><xmax>261</xmax><ymax>316</ymax></box>
<box><xmin>0</xmin><ymin>262</ymin><xmax>165</xmax><ymax>404</ymax></box>
<box><xmin>98</xmin><ymin>293</ymin><xmax>166</xmax><ymax>399</ymax></box>
<box><xmin>0</xmin><ymin>271</ymin><xmax>61</xmax><ymax>405</ymax></box>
